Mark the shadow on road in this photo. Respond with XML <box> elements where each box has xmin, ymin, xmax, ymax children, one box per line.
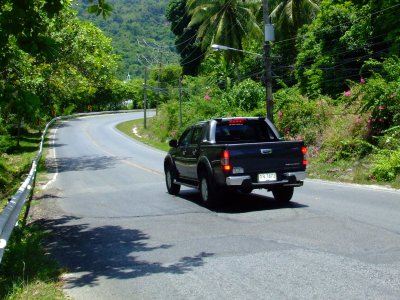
<box><xmin>46</xmin><ymin>155</ymin><xmax>122</xmax><ymax>173</ymax></box>
<box><xmin>44</xmin><ymin>135</ymin><xmax>67</xmax><ymax>149</ymax></box>
<box><xmin>36</xmin><ymin>216</ymin><xmax>214</xmax><ymax>288</ymax></box>
<box><xmin>177</xmin><ymin>190</ymin><xmax>308</xmax><ymax>213</ymax></box>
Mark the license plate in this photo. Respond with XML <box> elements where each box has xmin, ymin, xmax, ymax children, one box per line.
<box><xmin>258</xmin><ymin>173</ymin><xmax>277</xmax><ymax>182</ymax></box>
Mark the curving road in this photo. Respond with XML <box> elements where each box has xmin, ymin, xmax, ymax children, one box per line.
<box><xmin>35</xmin><ymin>112</ymin><xmax>400</xmax><ymax>300</ymax></box>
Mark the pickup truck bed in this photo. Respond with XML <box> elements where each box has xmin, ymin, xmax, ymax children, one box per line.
<box><xmin>164</xmin><ymin>117</ymin><xmax>307</xmax><ymax>207</ymax></box>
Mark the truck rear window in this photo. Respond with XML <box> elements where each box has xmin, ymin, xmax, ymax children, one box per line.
<box><xmin>215</xmin><ymin>120</ymin><xmax>277</xmax><ymax>143</ymax></box>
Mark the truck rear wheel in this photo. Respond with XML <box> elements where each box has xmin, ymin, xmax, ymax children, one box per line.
<box><xmin>272</xmin><ymin>186</ymin><xmax>294</xmax><ymax>202</ymax></box>
<box><xmin>165</xmin><ymin>166</ymin><xmax>180</xmax><ymax>195</ymax></box>
<box><xmin>199</xmin><ymin>171</ymin><xmax>218</xmax><ymax>208</ymax></box>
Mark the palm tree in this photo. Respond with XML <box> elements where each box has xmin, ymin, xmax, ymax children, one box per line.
<box><xmin>270</xmin><ymin>0</ymin><xmax>320</xmax><ymax>39</ymax></box>
<box><xmin>187</xmin><ymin>0</ymin><xmax>262</xmax><ymax>63</ymax></box>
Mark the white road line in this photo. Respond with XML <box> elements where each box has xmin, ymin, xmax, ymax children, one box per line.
<box><xmin>43</xmin><ymin>127</ymin><xmax>59</xmax><ymax>189</ymax></box>
<box><xmin>307</xmin><ymin>178</ymin><xmax>400</xmax><ymax>194</ymax></box>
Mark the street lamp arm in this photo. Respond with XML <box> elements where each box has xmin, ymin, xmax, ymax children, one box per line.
<box><xmin>211</xmin><ymin>44</ymin><xmax>262</xmax><ymax>57</ymax></box>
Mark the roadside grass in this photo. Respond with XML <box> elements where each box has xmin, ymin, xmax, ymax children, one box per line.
<box><xmin>116</xmin><ymin>117</ymin><xmax>170</xmax><ymax>152</ymax></box>
<box><xmin>308</xmin><ymin>158</ymin><xmax>372</xmax><ymax>184</ymax></box>
<box><xmin>0</xmin><ymin>128</ymin><xmax>67</xmax><ymax>299</ymax></box>
<box><xmin>0</xmin><ymin>223</ymin><xmax>66</xmax><ymax>300</ymax></box>
<box><xmin>0</xmin><ymin>130</ymin><xmax>42</xmax><ymax>213</ymax></box>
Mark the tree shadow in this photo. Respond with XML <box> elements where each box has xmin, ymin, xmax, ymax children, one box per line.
<box><xmin>18</xmin><ymin>132</ymin><xmax>42</xmax><ymax>143</ymax></box>
<box><xmin>7</xmin><ymin>145</ymin><xmax>39</xmax><ymax>153</ymax></box>
<box><xmin>36</xmin><ymin>216</ymin><xmax>214</xmax><ymax>288</ymax></box>
<box><xmin>47</xmin><ymin>143</ymin><xmax>67</xmax><ymax>148</ymax></box>
<box><xmin>44</xmin><ymin>136</ymin><xmax>66</xmax><ymax>148</ymax></box>
<box><xmin>46</xmin><ymin>155</ymin><xmax>122</xmax><ymax>173</ymax></box>
<box><xmin>177</xmin><ymin>189</ymin><xmax>308</xmax><ymax>214</ymax></box>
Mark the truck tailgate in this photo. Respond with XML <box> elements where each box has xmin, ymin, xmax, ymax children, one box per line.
<box><xmin>226</xmin><ymin>141</ymin><xmax>305</xmax><ymax>174</ymax></box>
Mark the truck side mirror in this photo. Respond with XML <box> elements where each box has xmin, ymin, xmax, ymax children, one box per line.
<box><xmin>169</xmin><ymin>139</ymin><xmax>178</xmax><ymax>148</ymax></box>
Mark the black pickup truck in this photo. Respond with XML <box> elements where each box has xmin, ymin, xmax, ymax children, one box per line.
<box><xmin>164</xmin><ymin>117</ymin><xmax>307</xmax><ymax>207</ymax></box>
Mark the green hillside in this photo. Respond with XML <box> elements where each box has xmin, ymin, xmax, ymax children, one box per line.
<box><xmin>75</xmin><ymin>0</ymin><xmax>179</xmax><ymax>79</ymax></box>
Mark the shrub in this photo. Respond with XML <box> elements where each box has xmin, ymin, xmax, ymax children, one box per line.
<box><xmin>371</xmin><ymin>149</ymin><xmax>400</xmax><ymax>182</ymax></box>
<box><xmin>351</xmin><ymin>56</ymin><xmax>400</xmax><ymax>136</ymax></box>
<box><xmin>222</xmin><ymin>79</ymin><xmax>265</xmax><ymax>112</ymax></box>
<box><xmin>149</xmin><ymin>100</ymin><xmax>180</xmax><ymax>142</ymax></box>
<box><xmin>149</xmin><ymin>78</ymin><xmax>265</xmax><ymax>143</ymax></box>
<box><xmin>0</xmin><ymin>134</ymin><xmax>13</xmax><ymax>153</ymax></box>
<box><xmin>317</xmin><ymin>107</ymin><xmax>372</xmax><ymax>162</ymax></box>
<box><xmin>273</xmin><ymin>87</ymin><xmax>329</xmax><ymax>145</ymax></box>
<box><xmin>375</xmin><ymin>126</ymin><xmax>400</xmax><ymax>150</ymax></box>
<box><xmin>334</xmin><ymin>139</ymin><xmax>374</xmax><ymax>161</ymax></box>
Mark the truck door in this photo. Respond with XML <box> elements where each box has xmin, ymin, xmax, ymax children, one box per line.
<box><xmin>185</xmin><ymin>125</ymin><xmax>205</xmax><ymax>180</ymax></box>
<box><xmin>174</xmin><ymin>127</ymin><xmax>193</xmax><ymax>178</ymax></box>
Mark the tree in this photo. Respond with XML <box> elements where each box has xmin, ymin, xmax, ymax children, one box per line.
<box><xmin>370</xmin><ymin>0</ymin><xmax>400</xmax><ymax>55</ymax></box>
<box><xmin>0</xmin><ymin>1</ymin><xmax>121</xmax><ymax>147</ymax></box>
<box><xmin>186</xmin><ymin>0</ymin><xmax>262</xmax><ymax>64</ymax></box>
<box><xmin>294</xmin><ymin>1</ymin><xmax>375</xmax><ymax>97</ymax></box>
<box><xmin>87</xmin><ymin>0</ymin><xmax>113</xmax><ymax>18</ymax></box>
<box><xmin>0</xmin><ymin>0</ymin><xmax>59</xmax><ymax>144</ymax></box>
<box><xmin>166</xmin><ymin>0</ymin><xmax>204</xmax><ymax>75</ymax></box>
<box><xmin>44</xmin><ymin>12</ymin><xmax>120</xmax><ymax>114</ymax></box>
<box><xmin>270</xmin><ymin>0</ymin><xmax>320</xmax><ymax>40</ymax></box>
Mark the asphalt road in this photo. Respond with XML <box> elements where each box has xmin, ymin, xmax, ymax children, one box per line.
<box><xmin>34</xmin><ymin>112</ymin><xmax>400</xmax><ymax>300</ymax></box>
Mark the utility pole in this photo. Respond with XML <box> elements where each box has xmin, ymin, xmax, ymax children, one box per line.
<box><xmin>143</xmin><ymin>66</ymin><xmax>148</xmax><ymax>129</ymax></box>
<box><xmin>157</xmin><ymin>49</ymin><xmax>163</xmax><ymax>116</ymax></box>
<box><xmin>179</xmin><ymin>76</ymin><xmax>183</xmax><ymax>127</ymax></box>
<box><xmin>263</xmin><ymin>0</ymin><xmax>275</xmax><ymax>122</ymax></box>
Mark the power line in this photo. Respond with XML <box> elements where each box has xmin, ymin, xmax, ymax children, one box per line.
<box><xmin>273</xmin><ymin>2</ymin><xmax>400</xmax><ymax>47</ymax></box>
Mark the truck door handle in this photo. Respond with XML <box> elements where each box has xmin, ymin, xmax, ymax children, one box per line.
<box><xmin>261</xmin><ymin>149</ymin><xmax>273</xmax><ymax>155</ymax></box>
<box><xmin>192</xmin><ymin>149</ymin><xmax>198</xmax><ymax>155</ymax></box>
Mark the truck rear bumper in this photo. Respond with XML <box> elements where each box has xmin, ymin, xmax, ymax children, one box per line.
<box><xmin>225</xmin><ymin>171</ymin><xmax>306</xmax><ymax>187</ymax></box>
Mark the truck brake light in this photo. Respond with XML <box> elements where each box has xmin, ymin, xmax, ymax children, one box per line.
<box><xmin>301</xmin><ymin>146</ymin><xmax>307</xmax><ymax>155</ymax></box>
<box><xmin>228</xmin><ymin>118</ymin><xmax>247</xmax><ymax>125</ymax></box>
<box><xmin>301</xmin><ymin>146</ymin><xmax>308</xmax><ymax>166</ymax></box>
<box><xmin>221</xmin><ymin>150</ymin><xmax>232</xmax><ymax>172</ymax></box>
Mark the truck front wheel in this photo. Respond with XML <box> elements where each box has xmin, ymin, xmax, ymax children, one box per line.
<box><xmin>199</xmin><ymin>171</ymin><xmax>218</xmax><ymax>208</ymax></box>
<box><xmin>272</xmin><ymin>186</ymin><xmax>294</xmax><ymax>202</ymax></box>
<box><xmin>165</xmin><ymin>166</ymin><xmax>181</xmax><ymax>195</ymax></box>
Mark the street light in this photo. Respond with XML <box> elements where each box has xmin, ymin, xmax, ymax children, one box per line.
<box><xmin>211</xmin><ymin>2</ymin><xmax>275</xmax><ymax>122</ymax></box>
<box><xmin>211</xmin><ymin>42</ymin><xmax>273</xmax><ymax>121</ymax></box>
<box><xmin>211</xmin><ymin>44</ymin><xmax>262</xmax><ymax>57</ymax></box>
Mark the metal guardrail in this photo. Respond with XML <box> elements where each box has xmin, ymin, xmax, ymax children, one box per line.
<box><xmin>0</xmin><ymin>117</ymin><xmax>58</xmax><ymax>263</ymax></box>
<box><xmin>0</xmin><ymin>110</ymin><xmax>143</xmax><ymax>264</ymax></box>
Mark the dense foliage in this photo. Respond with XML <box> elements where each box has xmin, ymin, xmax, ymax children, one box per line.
<box><xmin>0</xmin><ymin>1</ymin><xmax>134</xmax><ymax>153</ymax></box>
<box><xmin>142</xmin><ymin>0</ymin><xmax>400</xmax><ymax>186</ymax></box>
<box><xmin>294</xmin><ymin>1</ymin><xmax>400</xmax><ymax>97</ymax></box>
